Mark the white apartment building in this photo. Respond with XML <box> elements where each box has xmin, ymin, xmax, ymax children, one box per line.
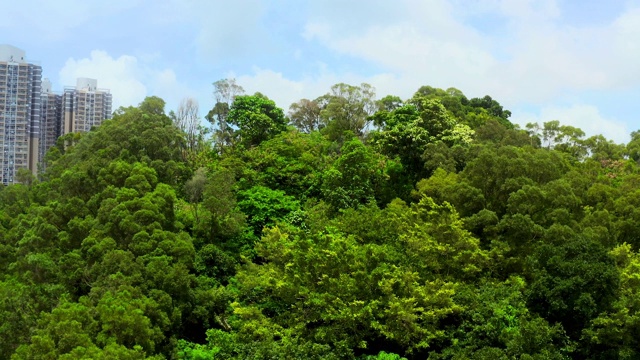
<box><xmin>39</xmin><ymin>78</ymin><xmax>62</xmax><ymax>169</ymax></box>
<box><xmin>0</xmin><ymin>45</ymin><xmax>42</xmax><ymax>185</ymax></box>
<box><xmin>0</xmin><ymin>45</ymin><xmax>113</xmax><ymax>184</ymax></box>
<box><xmin>62</xmin><ymin>77</ymin><xmax>112</xmax><ymax>134</ymax></box>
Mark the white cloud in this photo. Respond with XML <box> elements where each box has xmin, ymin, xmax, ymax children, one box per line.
<box><xmin>301</xmin><ymin>1</ymin><xmax>508</xmax><ymax>103</ymax></box>
<box><xmin>237</xmin><ymin>69</ymin><xmax>307</xmax><ymax>109</ymax></box>
<box><xmin>59</xmin><ymin>50</ymin><xmax>194</xmax><ymax>112</ymax></box>
<box><xmin>609</xmin><ymin>7</ymin><xmax>640</xmax><ymax>82</ymax></box>
<box><xmin>299</xmin><ymin>0</ymin><xmax>640</xmax><ymax>106</ymax></box>
<box><xmin>22</xmin><ymin>0</ymin><xmax>639</xmax><ymax>140</ymax></box>
<box><xmin>218</xmin><ymin>0</ymin><xmax>629</xmax><ymax>147</ymax></box>
<box><xmin>512</xmin><ymin>104</ymin><xmax>630</xmax><ymax>144</ymax></box>
<box><xmin>60</xmin><ymin>51</ymin><xmax>147</xmax><ymax>110</ymax></box>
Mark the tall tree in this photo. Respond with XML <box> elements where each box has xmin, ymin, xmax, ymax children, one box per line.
<box><xmin>408</xmin><ymin>95</ymin><xmax>457</xmax><ymax>140</ymax></box>
<box><xmin>171</xmin><ymin>98</ymin><xmax>204</xmax><ymax>155</ymax></box>
<box><xmin>585</xmin><ymin>244</ymin><xmax>640</xmax><ymax>358</ymax></box>
<box><xmin>319</xmin><ymin>83</ymin><xmax>377</xmax><ymax>140</ymax></box>
<box><xmin>376</xmin><ymin>95</ymin><xmax>403</xmax><ymax>112</ymax></box>
<box><xmin>321</xmin><ymin>137</ymin><xmax>393</xmax><ymax>211</ymax></box>
<box><xmin>627</xmin><ymin>130</ymin><xmax>640</xmax><ymax>162</ymax></box>
<box><xmin>288</xmin><ymin>98</ymin><xmax>322</xmax><ymax>133</ymax></box>
<box><xmin>206</xmin><ymin>78</ymin><xmax>245</xmax><ymax>149</ymax></box>
<box><xmin>138</xmin><ymin>96</ymin><xmax>166</xmax><ymax>116</ymax></box>
<box><xmin>468</xmin><ymin>95</ymin><xmax>512</xmax><ymax>121</ymax></box>
<box><xmin>228</xmin><ymin>94</ymin><xmax>288</xmax><ymax>148</ymax></box>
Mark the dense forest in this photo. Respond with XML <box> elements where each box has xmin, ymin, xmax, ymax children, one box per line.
<box><xmin>2</xmin><ymin>80</ymin><xmax>640</xmax><ymax>359</ymax></box>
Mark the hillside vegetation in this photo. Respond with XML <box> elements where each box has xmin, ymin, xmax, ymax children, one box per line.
<box><xmin>2</xmin><ymin>83</ymin><xmax>640</xmax><ymax>359</ymax></box>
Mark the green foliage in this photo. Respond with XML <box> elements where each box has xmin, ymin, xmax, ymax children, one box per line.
<box><xmin>431</xmin><ymin>277</ymin><xmax>570</xmax><ymax>359</ymax></box>
<box><xmin>463</xmin><ymin>145</ymin><xmax>570</xmax><ymax>215</ymax></box>
<box><xmin>289</xmin><ymin>98</ymin><xmax>323</xmax><ymax>133</ymax></box>
<box><xmin>468</xmin><ymin>95</ymin><xmax>512</xmax><ymax>122</ymax></box>
<box><xmin>138</xmin><ymin>96</ymin><xmax>167</xmax><ymax>115</ymax></box>
<box><xmin>237</xmin><ymin>185</ymin><xmax>300</xmax><ymax>237</ymax></box>
<box><xmin>408</xmin><ymin>97</ymin><xmax>456</xmax><ymax>140</ymax></box>
<box><xmin>197</xmin><ymin>168</ymin><xmax>246</xmax><ymax>244</ymax></box>
<box><xmin>12</xmin><ymin>292</ymin><xmax>168</xmax><ymax>359</ymax></box>
<box><xmin>409</xmin><ymin>86</ymin><xmax>513</xmax><ymax>129</ymax></box>
<box><xmin>0</xmin><ymin>98</ymin><xmax>211</xmax><ymax>359</ymax></box>
<box><xmin>4</xmin><ymin>85</ymin><xmax>640</xmax><ymax>359</ymax></box>
<box><xmin>526</xmin><ymin>225</ymin><xmax>619</xmax><ymax>341</ymax></box>
<box><xmin>216</xmin><ymin>196</ymin><xmax>487</xmax><ymax>357</ymax></box>
<box><xmin>228</xmin><ymin>94</ymin><xmax>288</xmax><ymax>148</ymax></box>
<box><xmin>627</xmin><ymin>130</ymin><xmax>640</xmax><ymax>163</ymax></box>
<box><xmin>321</xmin><ymin>137</ymin><xmax>395</xmax><ymax>210</ymax></box>
<box><xmin>235</xmin><ymin>130</ymin><xmax>333</xmax><ymax>198</ymax></box>
<box><xmin>176</xmin><ymin>339</ymin><xmax>220</xmax><ymax>359</ymax></box>
<box><xmin>369</xmin><ymin>104</ymin><xmax>430</xmax><ymax>180</ymax></box>
<box><xmin>362</xmin><ymin>351</ymin><xmax>407</xmax><ymax>359</ymax></box>
<box><xmin>318</xmin><ymin>83</ymin><xmax>376</xmax><ymax>140</ymax></box>
<box><xmin>584</xmin><ymin>244</ymin><xmax>640</xmax><ymax>358</ymax></box>
<box><xmin>45</xmin><ymin>100</ymin><xmax>189</xmax><ymax>189</ymax></box>
<box><xmin>370</xmin><ymin>92</ymin><xmax>479</xmax><ymax>186</ymax></box>
<box><xmin>415</xmin><ymin>168</ymin><xmax>484</xmax><ymax>217</ymax></box>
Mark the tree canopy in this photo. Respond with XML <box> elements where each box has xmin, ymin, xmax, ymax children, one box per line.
<box><xmin>1</xmin><ymin>84</ymin><xmax>639</xmax><ymax>359</ymax></box>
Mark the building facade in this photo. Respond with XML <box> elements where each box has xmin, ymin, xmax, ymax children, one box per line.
<box><xmin>0</xmin><ymin>45</ymin><xmax>42</xmax><ymax>185</ymax></box>
<box><xmin>0</xmin><ymin>45</ymin><xmax>113</xmax><ymax>184</ymax></box>
<box><xmin>62</xmin><ymin>78</ymin><xmax>112</xmax><ymax>134</ymax></box>
<box><xmin>39</xmin><ymin>78</ymin><xmax>62</xmax><ymax>169</ymax></box>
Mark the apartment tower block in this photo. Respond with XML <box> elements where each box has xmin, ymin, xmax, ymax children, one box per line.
<box><xmin>39</xmin><ymin>78</ymin><xmax>62</xmax><ymax>168</ymax></box>
<box><xmin>0</xmin><ymin>45</ymin><xmax>113</xmax><ymax>184</ymax></box>
<box><xmin>0</xmin><ymin>45</ymin><xmax>42</xmax><ymax>185</ymax></box>
<box><xmin>63</xmin><ymin>78</ymin><xmax>112</xmax><ymax>134</ymax></box>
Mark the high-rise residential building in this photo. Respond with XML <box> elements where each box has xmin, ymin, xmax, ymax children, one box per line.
<box><xmin>0</xmin><ymin>45</ymin><xmax>113</xmax><ymax>184</ymax></box>
<box><xmin>0</xmin><ymin>45</ymin><xmax>42</xmax><ymax>185</ymax></box>
<box><xmin>39</xmin><ymin>78</ymin><xmax>62</xmax><ymax>169</ymax></box>
<box><xmin>62</xmin><ymin>78</ymin><xmax>112</xmax><ymax>135</ymax></box>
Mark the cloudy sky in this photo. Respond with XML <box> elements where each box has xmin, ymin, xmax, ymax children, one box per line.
<box><xmin>3</xmin><ymin>0</ymin><xmax>640</xmax><ymax>143</ymax></box>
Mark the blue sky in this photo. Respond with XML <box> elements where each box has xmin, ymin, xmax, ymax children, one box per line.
<box><xmin>3</xmin><ymin>0</ymin><xmax>640</xmax><ymax>143</ymax></box>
